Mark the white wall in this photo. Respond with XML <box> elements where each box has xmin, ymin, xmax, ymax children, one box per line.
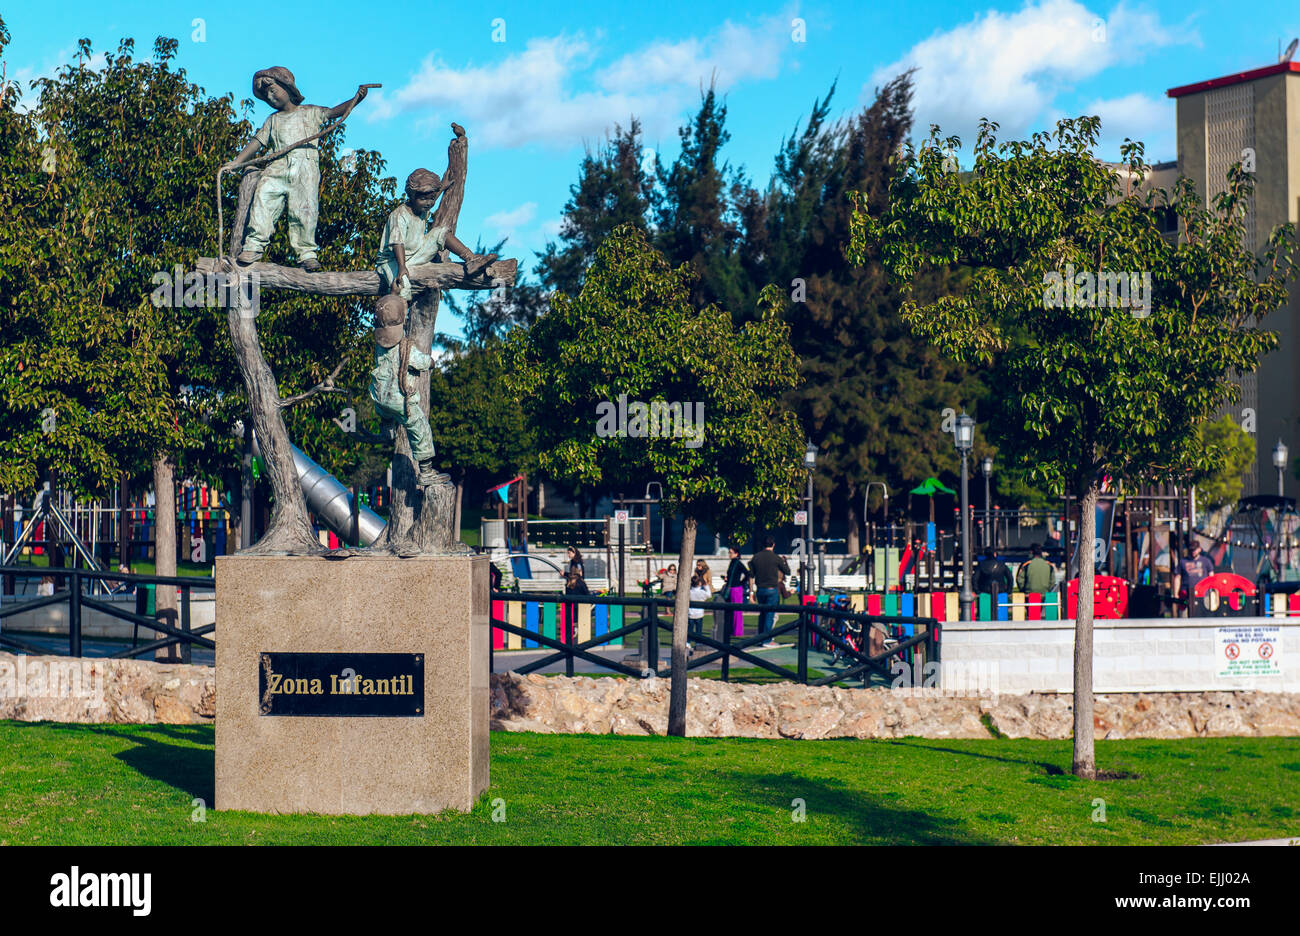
<box><xmin>940</xmin><ymin>616</ymin><xmax>1298</xmax><ymax>693</ymax></box>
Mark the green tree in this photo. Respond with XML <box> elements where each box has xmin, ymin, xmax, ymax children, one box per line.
<box><xmin>654</xmin><ymin>87</ymin><xmax>749</xmax><ymax>312</ymax></box>
<box><xmin>507</xmin><ymin>225</ymin><xmax>804</xmax><ymax>735</ymax></box>
<box><xmin>0</xmin><ymin>21</ymin><xmax>173</xmax><ymax>500</ymax></box>
<box><xmin>426</xmin><ymin>340</ymin><xmax>535</xmax><ymax>534</ymax></box>
<box><xmin>849</xmin><ymin>117</ymin><xmax>1296</xmax><ymax>778</ymax></box>
<box><xmin>742</xmin><ymin>73</ymin><xmax>986</xmax><ymax>548</ymax></box>
<box><xmin>1193</xmin><ymin>415</ymin><xmax>1256</xmax><ymax>510</ymax></box>
<box><xmin>536</xmin><ymin>120</ymin><xmax>654</xmax><ymax>298</ymax></box>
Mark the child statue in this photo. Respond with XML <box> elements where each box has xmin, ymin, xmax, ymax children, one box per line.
<box><xmin>370</xmin><ymin>294</ymin><xmax>447</xmax><ymax>487</ymax></box>
<box><xmin>224</xmin><ymin>66</ymin><xmax>369</xmax><ymax>271</ymax></box>
<box><xmin>376</xmin><ymin>163</ymin><xmax>496</xmax><ymax>300</ymax></box>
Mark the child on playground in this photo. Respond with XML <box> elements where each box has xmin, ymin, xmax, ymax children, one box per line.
<box><xmin>376</xmin><ymin>162</ymin><xmax>496</xmax><ymax>300</ymax></box>
<box><xmin>224</xmin><ymin>66</ymin><xmax>370</xmax><ymax>271</ymax></box>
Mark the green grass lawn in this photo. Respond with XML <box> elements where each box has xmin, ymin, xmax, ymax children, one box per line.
<box><xmin>1</xmin><ymin>722</ymin><xmax>1296</xmax><ymax>845</ymax></box>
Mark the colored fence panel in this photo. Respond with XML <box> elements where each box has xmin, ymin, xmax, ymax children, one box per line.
<box><xmin>930</xmin><ymin>592</ymin><xmax>946</xmax><ymax>622</ymax></box>
<box><xmin>524</xmin><ymin>602</ymin><xmax>540</xmax><ymax>648</ymax></box>
<box><xmin>996</xmin><ymin>593</ymin><xmax>1009</xmax><ymax>621</ymax></box>
<box><xmin>507</xmin><ymin>601</ymin><xmax>523</xmax><ymax>650</ymax></box>
<box><xmin>578</xmin><ymin>604</ymin><xmax>593</xmax><ymax>643</ymax></box>
<box><xmin>491</xmin><ymin>599</ymin><xmax>505</xmax><ymax>650</ymax></box>
<box><xmin>978</xmin><ymin>593</ymin><xmax>991</xmax><ymax>620</ymax></box>
<box><xmin>542</xmin><ymin>603</ymin><xmax>557</xmax><ymax>642</ymax></box>
<box><xmin>609</xmin><ymin>604</ymin><xmax>624</xmax><ymax>647</ymax></box>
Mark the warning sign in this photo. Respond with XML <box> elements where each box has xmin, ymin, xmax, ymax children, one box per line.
<box><xmin>1215</xmin><ymin>625</ymin><xmax>1282</xmax><ymax>678</ymax></box>
<box><xmin>794</xmin><ymin>510</ymin><xmax>808</xmax><ymax>526</ymax></box>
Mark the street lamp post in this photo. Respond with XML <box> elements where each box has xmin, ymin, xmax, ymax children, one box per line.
<box><xmin>1273</xmin><ymin>439</ymin><xmax>1288</xmax><ymax>497</ymax></box>
<box><xmin>980</xmin><ymin>456</ymin><xmax>993</xmax><ymax>549</ymax></box>
<box><xmin>955</xmin><ymin>412</ymin><xmax>975</xmax><ymax>622</ymax></box>
<box><xmin>804</xmin><ymin>442</ymin><xmax>817</xmax><ymax>596</ymax></box>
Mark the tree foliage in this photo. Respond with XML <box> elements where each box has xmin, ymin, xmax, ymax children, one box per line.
<box><xmin>849</xmin><ymin>114</ymin><xmax>1297</xmax><ymax>777</ymax></box>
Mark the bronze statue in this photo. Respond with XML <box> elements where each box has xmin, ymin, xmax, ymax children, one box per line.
<box><xmin>223</xmin><ymin>67</ymin><xmax>373</xmax><ymax>271</ymax></box>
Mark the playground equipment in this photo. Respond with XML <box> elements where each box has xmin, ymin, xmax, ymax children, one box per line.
<box><xmin>250</xmin><ymin>432</ymin><xmax>386</xmax><ymax>546</ymax></box>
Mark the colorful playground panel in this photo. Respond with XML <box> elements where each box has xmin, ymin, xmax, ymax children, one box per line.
<box><xmin>493</xmin><ymin>599</ymin><xmax>624</xmax><ymax>651</ymax></box>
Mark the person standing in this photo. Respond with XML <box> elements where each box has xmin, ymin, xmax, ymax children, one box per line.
<box><xmin>724</xmin><ymin>546</ymin><xmax>750</xmax><ymax>639</ymax></box>
<box><xmin>566</xmin><ymin>545</ymin><xmax>585</xmax><ymax>580</ymax></box>
<box><xmin>661</xmin><ymin>563</ymin><xmax>678</xmax><ymax>599</ymax></box>
<box><xmin>749</xmin><ymin>536</ymin><xmax>791</xmax><ymax>648</ymax></box>
<box><xmin>563</xmin><ymin>571</ymin><xmax>590</xmax><ymax>648</ymax></box>
<box><xmin>1174</xmin><ymin>538</ymin><xmax>1215</xmax><ymax>617</ymax></box>
<box><xmin>1015</xmin><ymin>543</ymin><xmax>1056</xmax><ymax>594</ymax></box>
<box><xmin>688</xmin><ymin>574</ymin><xmax>710</xmax><ymax>645</ymax></box>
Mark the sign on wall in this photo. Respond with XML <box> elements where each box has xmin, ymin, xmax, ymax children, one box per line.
<box><xmin>1215</xmin><ymin>625</ymin><xmax>1282</xmax><ymax>678</ymax></box>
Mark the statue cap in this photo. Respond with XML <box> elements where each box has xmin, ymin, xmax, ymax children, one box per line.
<box><xmin>374</xmin><ymin>294</ymin><xmax>408</xmax><ymax>348</ymax></box>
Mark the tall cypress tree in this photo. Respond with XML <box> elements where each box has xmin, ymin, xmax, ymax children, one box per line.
<box><xmin>742</xmin><ymin>72</ymin><xmax>987</xmax><ymax>551</ymax></box>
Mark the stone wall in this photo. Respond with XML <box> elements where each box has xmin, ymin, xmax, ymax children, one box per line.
<box><xmin>0</xmin><ymin>652</ymin><xmax>213</xmax><ymax>724</ymax></box>
<box><xmin>4</xmin><ymin>651</ymin><xmax>1298</xmax><ymax>740</ymax></box>
<box><xmin>490</xmin><ymin>672</ymin><xmax>1300</xmax><ymax>740</ymax></box>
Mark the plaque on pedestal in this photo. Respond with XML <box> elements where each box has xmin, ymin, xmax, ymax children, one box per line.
<box><xmin>215</xmin><ymin>555</ymin><xmax>489</xmax><ymax>815</ymax></box>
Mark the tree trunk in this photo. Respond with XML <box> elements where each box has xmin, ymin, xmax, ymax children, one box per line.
<box><xmin>846</xmin><ymin>490</ymin><xmax>860</xmax><ymax>557</ymax></box>
<box><xmin>1072</xmin><ymin>480</ymin><xmax>1100</xmax><ymax>779</ymax></box>
<box><xmin>152</xmin><ymin>454</ymin><xmax>180</xmax><ymax>662</ymax></box>
<box><xmin>667</xmin><ymin>515</ymin><xmax>698</xmax><ymax>737</ymax></box>
<box><xmin>454</xmin><ymin>477</ymin><xmax>463</xmax><ymax>540</ymax></box>
<box><xmin>117</xmin><ymin>472</ymin><xmax>129</xmax><ymax>569</ymax></box>
<box><xmin>225</xmin><ymin>274</ymin><xmax>323</xmax><ymax>555</ymax></box>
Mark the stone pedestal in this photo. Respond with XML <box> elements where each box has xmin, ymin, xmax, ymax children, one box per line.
<box><xmin>215</xmin><ymin>555</ymin><xmax>489</xmax><ymax>815</ymax></box>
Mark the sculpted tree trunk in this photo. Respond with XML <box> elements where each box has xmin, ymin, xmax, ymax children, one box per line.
<box><xmin>384</xmin><ymin>127</ymin><xmax>470</xmax><ymax>554</ymax></box>
<box><xmin>152</xmin><ymin>454</ymin><xmax>179</xmax><ymax>661</ymax></box>
<box><xmin>1072</xmin><ymin>478</ymin><xmax>1100</xmax><ymax>779</ymax></box>
<box><xmin>219</xmin><ymin>172</ymin><xmax>324</xmax><ymax>555</ymax></box>
<box><xmin>667</xmin><ymin>514</ymin><xmax>698</xmax><ymax>737</ymax></box>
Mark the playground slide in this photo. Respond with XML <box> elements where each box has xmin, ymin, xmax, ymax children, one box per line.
<box><xmin>250</xmin><ymin>434</ymin><xmax>386</xmax><ymax>546</ymax></box>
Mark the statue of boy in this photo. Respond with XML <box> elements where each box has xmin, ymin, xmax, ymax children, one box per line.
<box><xmin>370</xmin><ymin>294</ymin><xmax>447</xmax><ymax>487</ymax></box>
<box><xmin>376</xmin><ymin>161</ymin><xmax>496</xmax><ymax>300</ymax></box>
<box><xmin>224</xmin><ymin>66</ymin><xmax>369</xmax><ymax>272</ymax></box>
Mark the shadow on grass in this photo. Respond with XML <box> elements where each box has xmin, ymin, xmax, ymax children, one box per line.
<box><xmin>881</xmin><ymin>737</ymin><xmax>1070</xmax><ymax>776</ymax></box>
<box><xmin>718</xmin><ymin>770</ymin><xmax>1000</xmax><ymax>845</ymax></box>
<box><xmin>65</xmin><ymin>723</ymin><xmax>215</xmax><ymax>804</ymax></box>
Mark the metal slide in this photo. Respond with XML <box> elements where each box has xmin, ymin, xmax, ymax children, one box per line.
<box><xmin>250</xmin><ymin>434</ymin><xmax>386</xmax><ymax>546</ymax></box>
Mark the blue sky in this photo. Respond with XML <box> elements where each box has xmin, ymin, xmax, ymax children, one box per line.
<box><xmin>4</xmin><ymin>1</ymin><xmax>1297</xmax><ymax>337</ymax></box>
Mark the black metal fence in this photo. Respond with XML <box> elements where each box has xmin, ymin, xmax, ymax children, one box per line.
<box><xmin>490</xmin><ymin>591</ymin><xmax>941</xmax><ymax>688</ymax></box>
<box><xmin>0</xmin><ymin>565</ymin><xmax>214</xmax><ymax>661</ymax></box>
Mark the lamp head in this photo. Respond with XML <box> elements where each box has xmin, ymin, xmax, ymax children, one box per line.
<box><xmin>954</xmin><ymin>411</ymin><xmax>975</xmax><ymax>454</ymax></box>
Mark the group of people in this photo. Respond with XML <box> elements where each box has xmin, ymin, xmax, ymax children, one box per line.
<box><xmin>972</xmin><ymin>543</ymin><xmax>1058</xmax><ymax>596</ymax></box>
<box><xmin>652</xmin><ymin>538</ymin><xmax>792</xmax><ymax>650</ymax></box>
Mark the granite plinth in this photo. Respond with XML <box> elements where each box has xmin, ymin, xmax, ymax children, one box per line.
<box><xmin>215</xmin><ymin>555</ymin><xmax>489</xmax><ymax>815</ymax></box>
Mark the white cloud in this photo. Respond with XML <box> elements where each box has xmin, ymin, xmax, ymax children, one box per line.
<box><xmin>1079</xmin><ymin>92</ymin><xmax>1175</xmax><ymax>161</ymax></box>
<box><xmin>484</xmin><ymin>202</ymin><xmax>538</xmax><ymax>233</ymax></box>
<box><xmin>866</xmin><ymin>0</ymin><xmax>1196</xmax><ymax>152</ymax></box>
<box><xmin>375</xmin><ymin>14</ymin><xmax>798</xmax><ymax>149</ymax></box>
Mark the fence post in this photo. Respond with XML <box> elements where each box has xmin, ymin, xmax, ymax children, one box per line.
<box><xmin>180</xmin><ymin>583</ymin><xmax>192</xmax><ymax>665</ymax></box>
<box><xmin>564</xmin><ymin>600</ymin><xmax>575</xmax><ymax>678</ymax></box>
<box><xmin>797</xmin><ymin>603</ymin><xmax>808</xmax><ymax>684</ymax></box>
<box><xmin>722</xmin><ymin>610</ymin><xmax>731</xmax><ymax>682</ymax></box>
<box><xmin>68</xmin><ymin>569</ymin><xmax>82</xmax><ymax>657</ymax></box>
<box><xmin>647</xmin><ymin>596</ymin><xmax>658</xmax><ymax>675</ymax></box>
